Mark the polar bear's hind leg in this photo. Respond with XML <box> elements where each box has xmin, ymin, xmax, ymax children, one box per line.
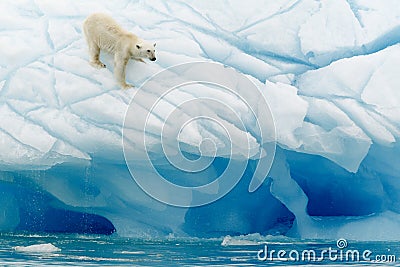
<box><xmin>83</xmin><ymin>20</ymin><xmax>106</xmax><ymax>69</ymax></box>
<box><xmin>88</xmin><ymin>42</ymin><xmax>106</xmax><ymax>69</ymax></box>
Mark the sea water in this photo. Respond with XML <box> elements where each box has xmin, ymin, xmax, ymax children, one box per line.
<box><xmin>0</xmin><ymin>233</ymin><xmax>399</xmax><ymax>266</ymax></box>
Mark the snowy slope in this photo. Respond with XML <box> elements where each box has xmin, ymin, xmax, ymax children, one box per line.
<box><xmin>0</xmin><ymin>0</ymin><xmax>400</xmax><ymax>240</ymax></box>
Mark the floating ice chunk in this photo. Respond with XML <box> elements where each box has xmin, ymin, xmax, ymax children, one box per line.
<box><xmin>221</xmin><ymin>235</ymin><xmax>260</xmax><ymax>246</ymax></box>
<box><xmin>14</xmin><ymin>243</ymin><xmax>61</xmax><ymax>253</ymax></box>
<box><xmin>221</xmin><ymin>233</ymin><xmax>293</xmax><ymax>246</ymax></box>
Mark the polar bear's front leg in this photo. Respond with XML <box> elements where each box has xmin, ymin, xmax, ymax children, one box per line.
<box><xmin>114</xmin><ymin>53</ymin><xmax>133</xmax><ymax>89</ymax></box>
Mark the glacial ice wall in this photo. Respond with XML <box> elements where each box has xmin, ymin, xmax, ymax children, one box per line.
<box><xmin>0</xmin><ymin>0</ymin><xmax>400</xmax><ymax>240</ymax></box>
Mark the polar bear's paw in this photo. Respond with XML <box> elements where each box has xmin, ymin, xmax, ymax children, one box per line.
<box><xmin>120</xmin><ymin>83</ymin><xmax>134</xmax><ymax>90</ymax></box>
<box><xmin>90</xmin><ymin>60</ymin><xmax>106</xmax><ymax>69</ymax></box>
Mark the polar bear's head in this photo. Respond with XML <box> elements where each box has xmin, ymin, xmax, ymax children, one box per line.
<box><xmin>135</xmin><ymin>42</ymin><xmax>156</xmax><ymax>61</ymax></box>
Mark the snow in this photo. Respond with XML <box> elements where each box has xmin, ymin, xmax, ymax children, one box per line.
<box><xmin>0</xmin><ymin>0</ymin><xmax>399</xmax><ymax>241</ymax></box>
<box><xmin>299</xmin><ymin>0</ymin><xmax>364</xmax><ymax>65</ymax></box>
<box><xmin>297</xmin><ymin>44</ymin><xmax>400</xmax><ymax>148</ymax></box>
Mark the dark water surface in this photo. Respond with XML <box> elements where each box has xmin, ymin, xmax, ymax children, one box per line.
<box><xmin>0</xmin><ymin>233</ymin><xmax>399</xmax><ymax>266</ymax></box>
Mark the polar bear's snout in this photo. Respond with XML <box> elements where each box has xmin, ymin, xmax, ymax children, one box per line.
<box><xmin>148</xmin><ymin>50</ymin><xmax>156</xmax><ymax>61</ymax></box>
<box><xmin>146</xmin><ymin>44</ymin><xmax>157</xmax><ymax>61</ymax></box>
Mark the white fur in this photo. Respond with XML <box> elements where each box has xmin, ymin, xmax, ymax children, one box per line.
<box><xmin>83</xmin><ymin>13</ymin><xmax>156</xmax><ymax>89</ymax></box>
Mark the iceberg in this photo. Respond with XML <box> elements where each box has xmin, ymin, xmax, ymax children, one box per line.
<box><xmin>0</xmin><ymin>0</ymin><xmax>399</xmax><ymax>241</ymax></box>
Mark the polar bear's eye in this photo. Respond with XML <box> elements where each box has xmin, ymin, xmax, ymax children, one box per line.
<box><xmin>147</xmin><ymin>50</ymin><xmax>151</xmax><ymax>53</ymax></box>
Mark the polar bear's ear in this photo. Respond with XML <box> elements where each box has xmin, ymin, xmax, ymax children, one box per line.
<box><xmin>153</xmin><ymin>43</ymin><xmax>156</xmax><ymax>47</ymax></box>
<box><xmin>136</xmin><ymin>44</ymin><xmax>142</xmax><ymax>49</ymax></box>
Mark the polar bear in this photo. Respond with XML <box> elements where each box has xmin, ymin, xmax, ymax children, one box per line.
<box><xmin>83</xmin><ymin>13</ymin><xmax>156</xmax><ymax>89</ymax></box>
